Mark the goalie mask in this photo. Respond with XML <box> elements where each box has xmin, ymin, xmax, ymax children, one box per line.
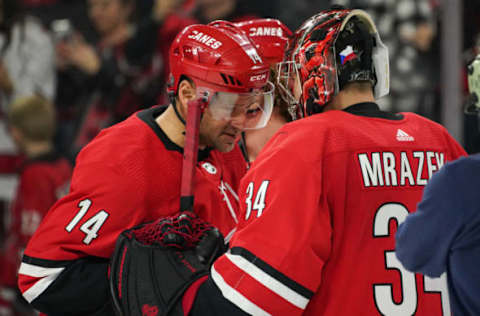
<box><xmin>168</xmin><ymin>21</ymin><xmax>274</xmax><ymax>130</ymax></box>
<box><xmin>277</xmin><ymin>8</ymin><xmax>389</xmax><ymax>119</ymax></box>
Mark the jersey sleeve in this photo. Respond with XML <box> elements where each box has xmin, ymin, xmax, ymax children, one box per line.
<box><xmin>209</xmin><ymin>133</ymin><xmax>331</xmax><ymax>315</ymax></box>
<box><xmin>395</xmin><ymin>160</ymin><xmax>463</xmax><ymax>277</ymax></box>
<box><xmin>18</xmin><ymin>161</ymin><xmax>144</xmax><ymax>315</ymax></box>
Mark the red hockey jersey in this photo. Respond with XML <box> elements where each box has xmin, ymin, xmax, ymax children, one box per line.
<box><xmin>1</xmin><ymin>153</ymin><xmax>72</xmax><ymax>287</ymax></box>
<box><xmin>212</xmin><ymin>103</ymin><xmax>466</xmax><ymax>316</ymax></box>
<box><xmin>17</xmin><ymin>106</ymin><xmax>246</xmax><ymax>314</ymax></box>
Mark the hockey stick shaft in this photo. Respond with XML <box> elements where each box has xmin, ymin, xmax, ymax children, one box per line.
<box><xmin>180</xmin><ymin>96</ymin><xmax>208</xmax><ymax>212</ymax></box>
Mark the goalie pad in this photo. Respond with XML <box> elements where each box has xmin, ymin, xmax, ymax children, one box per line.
<box><xmin>109</xmin><ymin>212</ymin><xmax>226</xmax><ymax>316</ymax></box>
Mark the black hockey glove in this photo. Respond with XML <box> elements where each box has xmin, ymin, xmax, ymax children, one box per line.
<box><xmin>109</xmin><ymin>212</ymin><xmax>226</xmax><ymax>316</ymax></box>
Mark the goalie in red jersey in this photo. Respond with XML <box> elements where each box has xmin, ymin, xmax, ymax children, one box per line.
<box><xmin>116</xmin><ymin>6</ymin><xmax>467</xmax><ymax>316</ymax></box>
<box><xmin>17</xmin><ymin>21</ymin><xmax>273</xmax><ymax>315</ymax></box>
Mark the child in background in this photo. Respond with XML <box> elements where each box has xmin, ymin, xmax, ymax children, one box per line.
<box><xmin>0</xmin><ymin>95</ymin><xmax>72</xmax><ymax>315</ymax></box>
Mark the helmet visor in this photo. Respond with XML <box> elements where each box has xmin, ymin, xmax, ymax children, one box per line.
<box><xmin>200</xmin><ymin>81</ymin><xmax>275</xmax><ymax>130</ymax></box>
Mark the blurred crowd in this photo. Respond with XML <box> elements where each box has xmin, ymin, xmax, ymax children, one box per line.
<box><xmin>0</xmin><ymin>0</ymin><xmax>479</xmax><ymax>314</ymax></box>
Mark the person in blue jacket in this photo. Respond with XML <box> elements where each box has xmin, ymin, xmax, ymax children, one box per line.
<box><xmin>395</xmin><ymin>153</ymin><xmax>479</xmax><ymax>315</ymax></box>
<box><xmin>396</xmin><ymin>55</ymin><xmax>480</xmax><ymax>316</ymax></box>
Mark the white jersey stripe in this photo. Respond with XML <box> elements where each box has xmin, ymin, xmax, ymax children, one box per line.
<box><xmin>225</xmin><ymin>252</ymin><xmax>309</xmax><ymax>310</ymax></box>
<box><xmin>18</xmin><ymin>263</ymin><xmax>65</xmax><ymax>303</ymax></box>
<box><xmin>211</xmin><ymin>265</ymin><xmax>271</xmax><ymax>316</ymax></box>
<box><xmin>223</xmin><ymin>181</ymin><xmax>239</xmax><ymax>201</ymax></box>
<box><xmin>224</xmin><ymin>227</ymin><xmax>237</xmax><ymax>244</ymax></box>
<box><xmin>219</xmin><ymin>180</ymin><xmax>239</xmax><ymax>224</ymax></box>
<box><xmin>18</xmin><ymin>263</ymin><xmax>65</xmax><ymax>278</ymax></box>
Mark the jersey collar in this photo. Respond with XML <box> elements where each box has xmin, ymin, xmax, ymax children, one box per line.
<box><xmin>343</xmin><ymin>102</ymin><xmax>404</xmax><ymax>120</ymax></box>
<box><xmin>137</xmin><ymin>106</ymin><xmax>212</xmax><ymax>161</ymax></box>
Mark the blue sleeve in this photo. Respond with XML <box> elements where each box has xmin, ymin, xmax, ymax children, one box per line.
<box><xmin>395</xmin><ymin>163</ymin><xmax>465</xmax><ymax>277</ymax></box>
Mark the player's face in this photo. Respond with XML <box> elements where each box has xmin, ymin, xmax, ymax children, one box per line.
<box><xmin>198</xmin><ymin>98</ymin><xmax>252</xmax><ymax>153</ymax></box>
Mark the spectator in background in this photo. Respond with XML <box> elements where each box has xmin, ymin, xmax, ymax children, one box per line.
<box><xmin>463</xmin><ymin>35</ymin><xmax>480</xmax><ymax>154</ymax></box>
<box><xmin>149</xmin><ymin>0</ymin><xmax>197</xmax><ymax>103</ymax></box>
<box><xmin>332</xmin><ymin>0</ymin><xmax>436</xmax><ymax>117</ymax></box>
<box><xmin>0</xmin><ymin>0</ymin><xmax>56</xmax><ymax>281</ymax></box>
<box><xmin>0</xmin><ymin>95</ymin><xmax>72</xmax><ymax>316</ymax></box>
<box><xmin>274</xmin><ymin>0</ymin><xmax>331</xmax><ymax>29</ymax></box>
<box><xmin>55</xmin><ymin>0</ymin><xmax>165</xmax><ymax>156</ymax></box>
<box><xmin>21</xmin><ymin>0</ymin><xmax>58</xmax><ymax>8</ymax></box>
<box><xmin>463</xmin><ymin>1</ymin><xmax>480</xmax><ymax>154</ymax></box>
<box><xmin>0</xmin><ymin>0</ymin><xmax>56</xmax><ymax>108</ymax></box>
<box><xmin>194</xmin><ymin>0</ymin><xmax>258</xmax><ymax>24</ymax></box>
<box><xmin>55</xmin><ymin>0</ymin><xmax>136</xmax><ymax>154</ymax></box>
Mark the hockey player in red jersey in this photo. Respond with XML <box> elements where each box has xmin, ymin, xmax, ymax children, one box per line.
<box><xmin>235</xmin><ymin>18</ymin><xmax>293</xmax><ymax>164</ymax></box>
<box><xmin>17</xmin><ymin>21</ymin><xmax>273</xmax><ymax>315</ymax></box>
<box><xmin>119</xmin><ymin>7</ymin><xmax>467</xmax><ymax>316</ymax></box>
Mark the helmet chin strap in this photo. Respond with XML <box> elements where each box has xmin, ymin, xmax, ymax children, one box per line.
<box><xmin>173</xmin><ymin>101</ymin><xmax>187</xmax><ymax>126</ymax></box>
<box><xmin>170</xmin><ymin>92</ymin><xmax>210</xmax><ymax>135</ymax></box>
<box><xmin>169</xmin><ymin>95</ymin><xmax>187</xmax><ymax>126</ymax></box>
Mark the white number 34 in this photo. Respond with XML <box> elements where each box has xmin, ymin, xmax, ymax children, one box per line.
<box><xmin>245</xmin><ymin>180</ymin><xmax>270</xmax><ymax>220</ymax></box>
<box><xmin>65</xmin><ymin>199</ymin><xmax>109</xmax><ymax>245</ymax></box>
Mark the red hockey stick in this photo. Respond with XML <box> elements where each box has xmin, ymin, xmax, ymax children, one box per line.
<box><xmin>179</xmin><ymin>94</ymin><xmax>209</xmax><ymax>212</ymax></box>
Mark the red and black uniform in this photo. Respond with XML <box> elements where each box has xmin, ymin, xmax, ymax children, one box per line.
<box><xmin>18</xmin><ymin>106</ymin><xmax>246</xmax><ymax>315</ymax></box>
<box><xmin>187</xmin><ymin>103</ymin><xmax>466</xmax><ymax>316</ymax></box>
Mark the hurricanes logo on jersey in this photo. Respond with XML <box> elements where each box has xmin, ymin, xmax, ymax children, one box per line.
<box><xmin>201</xmin><ymin>162</ymin><xmax>217</xmax><ymax>174</ymax></box>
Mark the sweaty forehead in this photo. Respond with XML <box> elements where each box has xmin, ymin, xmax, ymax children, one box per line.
<box><xmin>235</xmin><ymin>94</ymin><xmax>258</xmax><ymax>105</ymax></box>
<box><xmin>211</xmin><ymin>92</ymin><xmax>257</xmax><ymax>108</ymax></box>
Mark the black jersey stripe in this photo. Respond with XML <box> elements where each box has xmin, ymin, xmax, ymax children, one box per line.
<box><xmin>230</xmin><ymin>247</ymin><xmax>314</xmax><ymax>299</ymax></box>
<box><xmin>20</xmin><ymin>255</ymin><xmax>109</xmax><ymax>268</ymax></box>
<box><xmin>22</xmin><ymin>255</ymin><xmax>74</xmax><ymax>267</ymax></box>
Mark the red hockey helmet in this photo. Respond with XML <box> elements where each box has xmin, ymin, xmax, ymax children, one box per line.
<box><xmin>277</xmin><ymin>8</ymin><xmax>389</xmax><ymax>119</ymax></box>
<box><xmin>169</xmin><ymin>21</ymin><xmax>274</xmax><ymax>129</ymax></box>
<box><xmin>235</xmin><ymin>18</ymin><xmax>292</xmax><ymax>66</ymax></box>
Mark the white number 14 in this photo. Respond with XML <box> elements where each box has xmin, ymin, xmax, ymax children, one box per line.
<box><xmin>65</xmin><ymin>199</ymin><xmax>109</xmax><ymax>245</ymax></box>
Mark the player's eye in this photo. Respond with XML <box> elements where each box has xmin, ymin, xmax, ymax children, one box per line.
<box><xmin>246</xmin><ymin>105</ymin><xmax>261</xmax><ymax>118</ymax></box>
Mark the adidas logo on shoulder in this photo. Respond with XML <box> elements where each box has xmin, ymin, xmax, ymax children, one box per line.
<box><xmin>396</xmin><ymin>129</ymin><xmax>415</xmax><ymax>142</ymax></box>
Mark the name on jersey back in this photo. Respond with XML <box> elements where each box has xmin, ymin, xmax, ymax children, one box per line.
<box><xmin>357</xmin><ymin>151</ymin><xmax>445</xmax><ymax>187</ymax></box>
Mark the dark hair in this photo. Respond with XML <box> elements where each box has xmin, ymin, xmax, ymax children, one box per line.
<box><xmin>0</xmin><ymin>0</ymin><xmax>25</xmax><ymax>54</ymax></box>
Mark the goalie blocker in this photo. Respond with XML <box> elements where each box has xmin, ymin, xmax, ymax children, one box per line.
<box><xmin>109</xmin><ymin>212</ymin><xmax>226</xmax><ymax>316</ymax></box>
